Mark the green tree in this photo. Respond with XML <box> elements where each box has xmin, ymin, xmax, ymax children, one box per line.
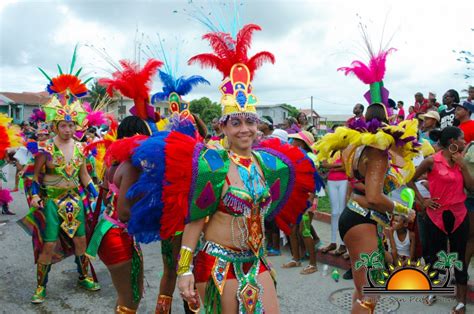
<box><xmin>281</xmin><ymin>103</ymin><xmax>300</xmax><ymax>118</ymax></box>
<box><xmin>88</xmin><ymin>80</ymin><xmax>108</xmax><ymax>110</ymax></box>
<box><xmin>190</xmin><ymin>97</ymin><xmax>222</xmax><ymax>124</ymax></box>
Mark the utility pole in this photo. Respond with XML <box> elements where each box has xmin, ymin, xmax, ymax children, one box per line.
<box><xmin>310</xmin><ymin>96</ymin><xmax>314</xmax><ymax>127</ymax></box>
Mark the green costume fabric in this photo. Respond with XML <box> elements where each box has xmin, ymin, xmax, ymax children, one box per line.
<box><xmin>42</xmin><ymin>186</ymin><xmax>86</xmax><ymax>241</ymax></box>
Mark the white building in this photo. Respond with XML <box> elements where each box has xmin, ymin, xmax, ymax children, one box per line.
<box><xmin>256</xmin><ymin>104</ymin><xmax>293</xmax><ymax>125</ymax></box>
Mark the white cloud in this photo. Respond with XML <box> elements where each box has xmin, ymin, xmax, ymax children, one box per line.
<box><xmin>0</xmin><ymin>0</ymin><xmax>472</xmax><ymax>116</ymax></box>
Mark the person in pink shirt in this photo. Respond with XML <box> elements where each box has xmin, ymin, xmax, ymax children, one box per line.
<box><xmin>406</xmin><ymin>105</ymin><xmax>416</xmax><ymax>120</ymax></box>
<box><xmin>408</xmin><ymin>126</ymin><xmax>474</xmax><ymax>314</ymax></box>
<box><xmin>396</xmin><ymin>101</ymin><xmax>405</xmax><ymax>123</ymax></box>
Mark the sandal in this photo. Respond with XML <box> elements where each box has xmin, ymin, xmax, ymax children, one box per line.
<box><xmin>320</xmin><ymin>243</ymin><xmax>337</xmax><ymax>254</ymax></box>
<box><xmin>300</xmin><ymin>264</ymin><xmax>318</xmax><ymax>275</ymax></box>
<box><xmin>342</xmin><ymin>252</ymin><xmax>350</xmax><ymax>260</ymax></box>
<box><xmin>281</xmin><ymin>260</ymin><xmax>301</xmax><ymax>268</ymax></box>
<box><xmin>333</xmin><ymin>245</ymin><xmax>347</xmax><ymax>256</ymax></box>
<box><xmin>423</xmin><ymin>295</ymin><xmax>437</xmax><ymax>306</ymax></box>
<box><xmin>451</xmin><ymin>302</ymin><xmax>466</xmax><ymax>314</ymax></box>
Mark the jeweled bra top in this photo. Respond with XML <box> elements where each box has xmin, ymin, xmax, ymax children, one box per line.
<box><xmin>218</xmin><ymin>182</ymin><xmax>271</xmax><ymax>217</ymax></box>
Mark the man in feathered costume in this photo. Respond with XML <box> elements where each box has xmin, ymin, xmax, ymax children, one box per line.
<box><xmin>23</xmin><ymin>47</ymin><xmax>100</xmax><ymax>304</ymax></box>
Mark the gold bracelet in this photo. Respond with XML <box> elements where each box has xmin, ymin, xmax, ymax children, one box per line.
<box><xmin>393</xmin><ymin>201</ymin><xmax>409</xmax><ymax>215</ymax></box>
<box><xmin>177</xmin><ymin>246</ymin><xmax>193</xmax><ymax>276</ymax></box>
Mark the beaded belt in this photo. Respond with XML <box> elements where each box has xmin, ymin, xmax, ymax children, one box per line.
<box><xmin>203</xmin><ymin>241</ymin><xmax>259</xmax><ymax>263</ymax></box>
<box><xmin>347</xmin><ymin>199</ymin><xmax>390</xmax><ymax>227</ymax></box>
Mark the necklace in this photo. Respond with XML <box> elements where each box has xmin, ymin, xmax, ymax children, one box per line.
<box><xmin>228</xmin><ymin>150</ymin><xmax>265</xmax><ymax>256</ymax></box>
<box><xmin>228</xmin><ymin>151</ymin><xmax>253</xmax><ymax>171</ymax></box>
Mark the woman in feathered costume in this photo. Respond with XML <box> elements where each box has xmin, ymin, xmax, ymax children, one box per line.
<box><xmin>126</xmin><ymin>23</ymin><xmax>322</xmax><ymax>314</ymax></box>
<box><xmin>314</xmin><ymin>27</ymin><xmax>419</xmax><ymax>313</ymax></box>
<box><xmin>86</xmin><ymin>58</ymin><xmax>161</xmax><ymax>314</ymax></box>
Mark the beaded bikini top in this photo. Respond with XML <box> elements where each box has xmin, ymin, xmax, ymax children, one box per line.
<box><xmin>218</xmin><ymin>184</ymin><xmax>271</xmax><ymax>217</ymax></box>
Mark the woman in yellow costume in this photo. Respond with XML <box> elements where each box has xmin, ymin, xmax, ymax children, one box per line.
<box><xmin>314</xmin><ymin>32</ymin><xmax>418</xmax><ymax>312</ymax></box>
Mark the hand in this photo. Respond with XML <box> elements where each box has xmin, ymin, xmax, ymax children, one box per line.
<box><xmin>177</xmin><ymin>273</ymin><xmax>197</xmax><ymax>302</ymax></box>
<box><xmin>383</xmin><ymin>227</ymin><xmax>393</xmax><ymax>238</ymax></box>
<box><xmin>31</xmin><ymin>195</ymin><xmax>43</xmax><ymax>209</ymax></box>
<box><xmin>422</xmin><ymin>198</ymin><xmax>441</xmax><ymax>210</ymax></box>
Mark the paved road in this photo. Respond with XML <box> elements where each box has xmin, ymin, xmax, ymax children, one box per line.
<box><xmin>0</xmin><ymin>166</ymin><xmax>460</xmax><ymax>313</ymax></box>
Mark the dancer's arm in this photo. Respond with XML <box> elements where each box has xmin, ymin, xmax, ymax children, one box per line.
<box><xmin>177</xmin><ymin>218</ymin><xmax>206</xmax><ymax>302</ymax></box>
<box><xmin>115</xmin><ymin>161</ymin><xmax>140</xmax><ymax>222</ymax></box>
<box><xmin>79</xmin><ymin>162</ymin><xmax>98</xmax><ymax>198</ymax></box>
<box><xmin>31</xmin><ymin>154</ymin><xmax>46</xmax><ymax>208</ymax></box>
<box><xmin>79</xmin><ymin>162</ymin><xmax>93</xmax><ymax>188</ymax></box>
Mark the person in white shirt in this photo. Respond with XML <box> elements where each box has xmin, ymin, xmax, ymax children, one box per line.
<box><xmin>385</xmin><ymin>215</ymin><xmax>416</xmax><ymax>263</ymax></box>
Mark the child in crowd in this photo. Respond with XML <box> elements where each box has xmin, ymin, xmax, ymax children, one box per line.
<box><xmin>384</xmin><ymin>215</ymin><xmax>416</xmax><ymax>264</ymax></box>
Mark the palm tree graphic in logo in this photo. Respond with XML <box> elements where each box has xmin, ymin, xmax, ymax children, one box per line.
<box><xmin>354</xmin><ymin>251</ymin><xmax>385</xmax><ymax>288</ymax></box>
<box><xmin>432</xmin><ymin>251</ymin><xmax>463</xmax><ymax>288</ymax></box>
<box><xmin>357</xmin><ymin>250</ymin><xmax>457</xmax><ymax>295</ymax></box>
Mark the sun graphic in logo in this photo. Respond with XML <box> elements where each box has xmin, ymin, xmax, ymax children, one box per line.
<box><xmin>378</xmin><ymin>260</ymin><xmax>436</xmax><ymax>292</ymax></box>
<box><xmin>359</xmin><ymin>251</ymin><xmax>459</xmax><ymax>296</ymax></box>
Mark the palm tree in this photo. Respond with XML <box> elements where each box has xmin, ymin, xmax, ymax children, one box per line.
<box><xmin>433</xmin><ymin>251</ymin><xmax>463</xmax><ymax>287</ymax></box>
<box><xmin>188</xmin><ymin>24</ymin><xmax>275</xmax><ymax>80</ymax></box>
<box><xmin>88</xmin><ymin>80</ymin><xmax>108</xmax><ymax>110</ymax></box>
<box><xmin>354</xmin><ymin>251</ymin><xmax>385</xmax><ymax>288</ymax></box>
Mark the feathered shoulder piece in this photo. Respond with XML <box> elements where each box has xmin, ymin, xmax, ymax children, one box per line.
<box><xmin>0</xmin><ymin>113</ymin><xmax>23</xmax><ymax>159</ymax></box>
<box><xmin>188</xmin><ymin>24</ymin><xmax>275</xmax><ymax>79</ymax></box>
<box><xmin>104</xmin><ymin>134</ymin><xmax>148</xmax><ymax>167</ymax></box>
<box><xmin>313</xmin><ymin>119</ymin><xmax>420</xmax><ymax>181</ymax></box>
<box><xmin>99</xmin><ymin>59</ymin><xmax>163</xmax><ymax>121</ymax></box>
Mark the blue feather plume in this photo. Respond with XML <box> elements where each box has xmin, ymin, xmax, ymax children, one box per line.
<box><xmin>127</xmin><ymin>131</ymin><xmax>170</xmax><ymax>243</ymax></box>
<box><xmin>151</xmin><ymin>70</ymin><xmax>209</xmax><ymax>104</ymax></box>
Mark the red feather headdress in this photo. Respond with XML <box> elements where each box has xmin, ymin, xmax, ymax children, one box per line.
<box><xmin>98</xmin><ymin>59</ymin><xmax>163</xmax><ymax>120</ymax></box>
<box><xmin>188</xmin><ymin>24</ymin><xmax>275</xmax><ymax>79</ymax></box>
